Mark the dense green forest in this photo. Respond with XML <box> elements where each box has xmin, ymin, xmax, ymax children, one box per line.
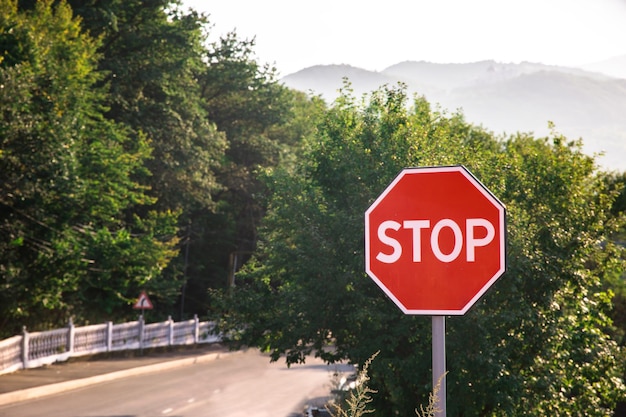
<box><xmin>0</xmin><ymin>0</ymin><xmax>319</xmax><ymax>331</ymax></box>
<box><xmin>2</xmin><ymin>1</ymin><xmax>626</xmax><ymax>415</ymax></box>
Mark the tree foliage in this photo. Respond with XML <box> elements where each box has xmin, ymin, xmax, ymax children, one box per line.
<box><xmin>0</xmin><ymin>0</ymin><xmax>178</xmax><ymax>333</ymax></box>
<box><xmin>69</xmin><ymin>0</ymin><xmax>227</xmax><ymax>213</ymax></box>
<box><xmin>189</xmin><ymin>33</ymin><xmax>324</xmax><ymax>306</ymax></box>
<box><xmin>222</xmin><ymin>86</ymin><xmax>626</xmax><ymax>415</ymax></box>
<box><xmin>66</xmin><ymin>0</ymin><xmax>321</xmax><ymax>317</ymax></box>
<box><xmin>0</xmin><ymin>0</ymin><xmax>322</xmax><ymax>334</ymax></box>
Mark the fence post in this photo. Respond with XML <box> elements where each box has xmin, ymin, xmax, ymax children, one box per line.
<box><xmin>193</xmin><ymin>314</ymin><xmax>199</xmax><ymax>344</ymax></box>
<box><xmin>106</xmin><ymin>321</ymin><xmax>113</xmax><ymax>352</ymax></box>
<box><xmin>168</xmin><ymin>316</ymin><xmax>174</xmax><ymax>346</ymax></box>
<box><xmin>67</xmin><ymin>318</ymin><xmax>75</xmax><ymax>354</ymax></box>
<box><xmin>21</xmin><ymin>326</ymin><xmax>29</xmax><ymax>369</ymax></box>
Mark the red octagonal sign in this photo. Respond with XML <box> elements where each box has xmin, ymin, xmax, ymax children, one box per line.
<box><xmin>365</xmin><ymin>166</ymin><xmax>506</xmax><ymax>315</ymax></box>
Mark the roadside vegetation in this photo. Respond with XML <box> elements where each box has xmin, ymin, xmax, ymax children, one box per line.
<box><xmin>1</xmin><ymin>1</ymin><xmax>626</xmax><ymax>415</ymax></box>
<box><xmin>0</xmin><ymin>0</ymin><xmax>320</xmax><ymax>331</ymax></box>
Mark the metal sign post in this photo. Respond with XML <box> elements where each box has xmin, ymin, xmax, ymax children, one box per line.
<box><xmin>432</xmin><ymin>316</ymin><xmax>446</xmax><ymax>417</ymax></box>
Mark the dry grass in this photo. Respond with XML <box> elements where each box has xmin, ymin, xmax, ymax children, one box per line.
<box><xmin>329</xmin><ymin>352</ymin><xmax>379</xmax><ymax>417</ymax></box>
<box><xmin>329</xmin><ymin>353</ymin><xmax>446</xmax><ymax>417</ymax></box>
<box><xmin>415</xmin><ymin>372</ymin><xmax>446</xmax><ymax>417</ymax></box>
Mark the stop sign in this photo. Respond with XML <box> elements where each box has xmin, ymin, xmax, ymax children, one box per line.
<box><xmin>365</xmin><ymin>166</ymin><xmax>506</xmax><ymax>315</ymax></box>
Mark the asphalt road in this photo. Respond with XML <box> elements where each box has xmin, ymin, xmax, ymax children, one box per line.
<box><xmin>0</xmin><ymin>349</ymin><xmax>353</xmax><ymax>417</ymax></box>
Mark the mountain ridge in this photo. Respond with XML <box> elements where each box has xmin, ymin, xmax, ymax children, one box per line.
<box><xmin>281</xmin><ymin>60</ymin><xmax>626</xmax><ymax>172</ymax></box>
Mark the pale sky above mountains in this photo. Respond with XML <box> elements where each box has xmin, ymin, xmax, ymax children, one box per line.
<box><xmin>183</xmin><ymin>0</ymin><xmax>626</xmax><ymax>76</ymax></box>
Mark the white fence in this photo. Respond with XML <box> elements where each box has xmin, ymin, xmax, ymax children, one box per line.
<box><xmin>0</xmin><ymin>315</ymin><xmax>220</xmax><ymax>376</ymax></box>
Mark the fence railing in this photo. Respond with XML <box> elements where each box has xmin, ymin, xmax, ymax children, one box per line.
<box><xmin>0</xmin><ymin>315</ymin><xmax>220</xmax><ymax>376</ymax></box>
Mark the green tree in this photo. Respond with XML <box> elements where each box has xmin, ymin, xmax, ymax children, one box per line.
<box><xmin>191</xmin><ymin>32</ymin><xmax>325</xmax><ymax>308</ymax></box>
<box><xmin>68</xmin><ymin>0</ymin><xmax>228</xmax><ymax>214</ymax></box>
<box><xmin>65</xmin><ymin>0</ymin><xmax>228</xmax><ymax>318</ymax></box>
<box><xmin>220</xmin><ymin>86</ymin><xmax>625</xmax><ymax>415</ymax></box>
<box><xmin>66</xmin><ymin>1</ymin><xmax>316</xmax><ymax>318</ymax></box>
<box><xmin>0</xmin><ymin>0</ymin><xmax>178</xmax><ymax>334</ymax></box>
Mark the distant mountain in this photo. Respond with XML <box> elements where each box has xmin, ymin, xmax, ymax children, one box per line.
<box><xmin>282</xmin><ymin>65</ymin><xmax>400</xmax><ymax>98</ymax></box>
<box><xmin>582</xmin><ymin>55</ymin><xmax>626</xmax><ymax>80</ymax></box>
<box><xmin>281</xmin><ymin>61</ymin><xmax>626</xmax><ymax>172</ymax></box>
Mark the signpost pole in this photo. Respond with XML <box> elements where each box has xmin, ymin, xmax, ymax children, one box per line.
<box><xmin>432</xmin><ymin>315</ymin><xmax>446</xmax><ymax>417</ymax></box>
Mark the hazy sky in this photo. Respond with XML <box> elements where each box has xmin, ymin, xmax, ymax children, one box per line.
<box><xmin>182</xmin><ymin>0</ymin><xmax>626</xmax><ymax>76</ymax></box>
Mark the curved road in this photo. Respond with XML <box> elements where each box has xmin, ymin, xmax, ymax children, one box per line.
<box><xmin>0</xmin><ymin>349</ymin><xmax>353</xmax><ymax>417</ymax></box>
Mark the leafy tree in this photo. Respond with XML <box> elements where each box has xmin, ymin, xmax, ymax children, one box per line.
<box><xmin>66</xmin><ymin>1</ymin><xmax>317</xmax><ymax>318</ymax></box>
<box><xmin>67</xmin><ymin>0</ymin><xmax>228</xmax><ymax>214</ymax></box>
<box><xmin>187</xmin><ymin>34</ymin><xmax>322</xmax><ymax>307</ymax></box>
<box><xmin>65</xmin><ymin>0</ymin><xmax>227</xmax><ymax>318</ymax></box>
<box><xmin>220</xmin><ymin>86</ymin><xmax>625</xmax><ymax>415</ymax></box>
<box><xmin>0</xmin><ymin>0</ymin><xmax>178</xmax><ymax>335</ymax></box>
